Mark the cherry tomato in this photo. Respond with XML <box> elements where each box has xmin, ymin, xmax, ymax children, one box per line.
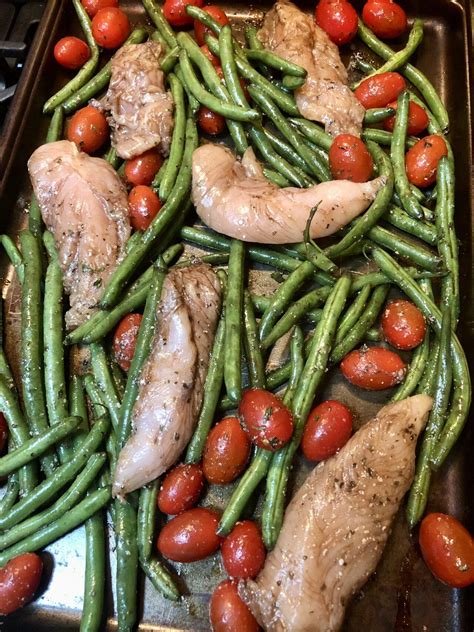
<box><xmin>0</xmin><ymin>413</ymin><xmax>8</xmax><ymax>455</ymax></box>
<box><xmin>362</xmin><ymin>0</ymin><xmax>407</xmax><ymax>40</ymax></box>
<box><xmin>329</xmin><ymin>134</ymin><xmax>374</xmax><ymax>182</ymax></box>
<box><xmin>315</xmin><ymin>0</ymin><xmax>358</xmax><ymax>46</ymax></box>
<box><xmin>354</xmin><ymin>72</ymin><xmax>406</xmax><ymax>109</ymax></box>
<box><xmin>383</xmin><ymin>99</ymin><xmax>429</xmax><ymax>136</ymax></box>
<box><xmin>381</xmin><ymin>299</ymin><xmax>426</xmax><ymax>350</ymax></box>
<box><xmin>91</xmin><ymin>7</ymin><xmax>130</xmax><ymax>49</ymax></box>
<box><xmin>198</xmin><ymin>107</ymin><xmax>226</xmax><ymax>135</ymax></box>
<box><xmin>67</xmin><ymin>105</ymin><xmax>109</xmax><ymax>153</ymax></box>
<box><xmin>124</xmin><ymin>150</ymin><xmax>164</xmax><ymax>187</ymax></box>
<box><xmin>301</xmin><ymin>400</ymin><xmax>353</xmax><ymax>461</ymax></box>
<box><xmin>341</xmin><ymin>346</ymin><xmax>406</xmax><ymax>390</ymax></box>
<box><xmin>163</xmin><ymin>0</ymin><xmax>204</xmax><ymax>27</ymax></box>
<box><xmin>128</xmin><ymin>185</ymin><xmax>161</xmax><ymax>231</ymax></box>
<box><xmin>194</xmin><ymin>6</ymin><xmax>229</xmax><ymax>46</ymax></box>
<box><xmin>157</xmin><ymin>507</ymin><xmax>222</xmax><ymax>562</ymax></box>
<box><xmin>221</xmin><ymin>521</ymin><xmax>266</xmax><ymax>580</ymax></box>
<box><xmin>112</xmin><ymin>313</ymin><xmax>142</xmax><ymax>372</ymax></box>
<box><xmin>419</xmin><ymin>513</ymin><xmax>474</xmax><ymax>588</ymax></box>
<box><xmin>53</xmin><ymin>37</ymin><xmax>90</xmax><ymax>70</ymax></box>
<box><xmin>81</xmin><ymin>0</ymin><xmax>118</xmax><ymax>18</ymax></box>
<box><xmin>203</xmin><ymin>417</ymin><xmax>251</xmax><ymax>485</ymax></box>
<box><xmin>238</xmin><ymin>389</ymin><xmax>293</xmax><ymax>452</ymax></box>
<box><xmin>405</xmin><ymin>135</ymin><xmax>448</xmax><ymax>188</ymax></box>
<box><xmin>201</xmin><ymin>44</ymin><xmax>220</xmax><ymax>67</ymax></box>
<box><xmin>158</xmin><ymin>463</ymin><xmax>205</xmax><ymax>515</ymax></box>
<box><xmin>210</xmin><ymin>579</ymin><xmax>261</xmax><ymax>632</ymax></box>
<box><xmin>0</xmin><ymin>553</ymin><xmax>43</xmax><ymax>616</ymax></box>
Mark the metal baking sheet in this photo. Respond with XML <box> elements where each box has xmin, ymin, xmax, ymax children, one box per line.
<box><xmin>0</xmin><ymin>1</ymin><xmax>473</xmax><ymax>630</ymax></box>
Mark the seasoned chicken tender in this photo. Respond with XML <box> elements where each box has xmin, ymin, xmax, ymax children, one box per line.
<box><xmin>101</xmin><ymin>41</ymin><xmax>174</xmax><ymax>159</ymax></box>
<box><xmin>28</xmin><ymin>140</ymin><xmax>130</xmax><ymax>329</ymax></box>
<box><xmin>192</xmin><ymin>144</ymin><xmax>385</xmax><ymax>244</ymax></box>
<box><xmin>259</xmin><ymin>0</ymin><xmax>365</xmax><ymax>136</ymax></box>
<box><xmin>240</xmin><ymin>395</ymin><xmax>433</xmax><ymax>632</ymax></box>
<box><xmin>113</xmin><ymin>265</ymin><xmax>221</xmax><ymax>497</ymax></box>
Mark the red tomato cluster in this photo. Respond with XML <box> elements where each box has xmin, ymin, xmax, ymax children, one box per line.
<box><xmin>383</xmin><ymin>99</ymin><xmax>429</xmax><ymax>136</ymax></box>
<box><xmin>203</xmin><ymin>416</ymin><xmax>251</xmax><ymax>484</ymax></box>
<box><xmin>163</xmin><ymin>0</ymin><xmax>204</xmax><ymax>27</ymax></box>
<box><xmin>362</xmin><ymin>0</ymin><xmax>407</xmax><ymax>39</ymax></box>
<box><xmin>341</xmin><ymin>346</ymin><xmax>406</xmax><ymax>390</ymax></box>
<box><xmin>301</xmin><ymin>400</ymin><xmax>353</xmax><ymax>461</ymax></box>
<box><xmin>128</xmin><ymin>186</ymin><xmax>162</xmax><ymax>231</ymax></box>
<box><xmin>405</xmin><ymin>135</ymin><xmax>448</xmax><ymax>188</ymax></box>
<box><xmin>67</xmin><ymin>105</ymin><xmax>109</xmax><ymax>153</ymax></box>
<box><xmin>329</xmin><ymin>134</ymin><xmax>374</xmax><ymax>182</ymax></box>
<box><xmin>238</xmin><ymin>388</ymin><xmax>294</xmax><ymax>452</ymax></box>
<box><xmin>91</xmin><ymin>7</ymin><xmax>130</xmax><ymax>49</ymax></box>
<box><xmin>315</xmin><ymin>0</ymin><xmax>358</xmax><ymax>46</ymax></box>
<box><xmin>381</xmin><ymin>299</ymin><xmax>426</xmax><ymax>350</ymax></box>
<box><xmin>158</xmin><ymin>463</ymin><xmax>205</xmax><ymax>515</ymax></box>
<box><xmin>124</xmin><ymin>150</ymin><xmax>164</xmax><ymax>187</ymax></box>
<box><xmin>210</xmin><ymin>579</ymin><xmax>260</xmax><ymax>632</ymax></box>
<box><xmin>54</xmin><ymin>37</ymin><xmax>90</xmax><ymax>70</ymax></box>
<box><xmin>0</xmin><ymin>553</ymin><xmax>43</xmax><ymax>616</ymax></box>
<box><xmin>112</xmin><ymin>313</ymin><xmax>142</xmax><ymax>371</ymax></box>
<box><xmin>354</xmin><ymin>72</ymin><xmax>406</xmax><ymax>109</ymax></box>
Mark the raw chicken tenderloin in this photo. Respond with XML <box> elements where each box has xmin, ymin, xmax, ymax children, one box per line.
<box><xmin>100</xmin><ymin>41</ymin><xmax>174</xmax><ymax>159</ymax></box>
<box><xmin>240</xmin><ymin>395</ymin><xmax>433</xmax><ymax>632</ymax></box>
<box><xmin>28</xmin><ymin>140</ymin><xmax>130</xmax><ymax>329</ymax></box>
<box><xmin>113</xmin><ymin>265</ymin><xmax>221</xmax><ymax>497</ymax></box>
<box><xmin>258</xmin><ymin>0</ymin><xmax>365</xmax><ymax>136</ymax></box>
<box><xmin>192</xmin><ymin>144</ymin><xmax>386</xmax><ymax>244</ymax></box>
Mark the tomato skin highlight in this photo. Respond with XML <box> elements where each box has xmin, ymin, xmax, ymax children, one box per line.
<box><xmin>210</xmin><ymin>579</ymin><xmax>261</xmax><ymax>632</ymax></box>
<box><xmin>128</xmin><ymin>185</ymin><xmax>161</xmax><ymax>231</ymax></box>
<box><xmin>203</xmin><ymin>417</ymin><xmax>251</xmax><ymax>485</ymax></box>
<box><xmin>419</xmin><ymin>513</ymin><xmax>474</xmax><ymax>588</ymax></box>
<box><xmin>0</xmin><ymin>413</ymin><xmax>8</xmax><ymax>455</ymax></box>
<box><xmin>124</xmin><ymin>150</ymin><xmax>164</xmax><ymax>187</ymax></box>
<box><xmin>354</xmin><ymin>72</ymin><xmax>406</xmax><ymax>109</ymax></box>
<box><xmin>67</xmin><ymin>105</ymin><xmax>109</xmax><ymax>153</ymax></box>
<box><xmin>158</xmin><ymin>463</ymin><xmax>205</xmax><ymax>515</ymax></box>
<box><xmin>405</xmin><ymin>135</ymin><xmax>448</xmax><ymax>188</ymax></box>
<box><xmin>198</xmin><ymin>107</ymin><xmax>226</xmax><ymax>135</ymax></box>
<box><xmin>329</xmin><ymin>134</ymin><xmax>374</xmax><ymax>182</ymax></box>
<box><xmin>362</xmin><ymin>0</ymin><xmax>407</xmax><ymax>39</ymax></box>
<box><xmin>91</xmin><ymin>7</ymin><xmax>131</xmax><ymax>49</ymax></box>
<box><xmin>157</xmin><ymin>507</ymin><xmax>222</xmax><ymax>562</ymax></box>
<box><xmin>54</xmin><ymin>37</ymin><xmax>90</xmax><ymax>70</ymax></box>
<box><xmin>383</xmin><ymin>99</ymin><xmax>429</xmax><ymax>136</ymax></box>
<box><xmin>194</xmin><ymin>6</ymin><xmax>230</xmax><ymax>46</ymax></box>
<box><xmin>341</xmin><ymin>346</ymin><xmax>406</xmax><ymax>390</ymax></box>
<box><xmin>221</xmin><ymin>521</ymin><xmax>266</xmax><ymax>580</ymax></box>
<box><xmin>315</xmin><ymin>0</ymin><xmax>358</xmax><ymax>46</ymax></box>
<box><xmin>0</xmin><ymin>553</ymin><xmax>43</xmax><ymax>615</ymax></box>
<box><xmin>381</xmin><ymin>299</ymin><xmax>426</xmax><ymax>350</ymax></box>
<box><xmin>163</xmin><ymin>0</ymin><xmax>204</xmax><ymax>27</ymax></box>
<box><xmin>112</xmin><ymin>313</ymin><xmax>142</xmax><ymax>372</ymax></box>
<box><xmin>238</xmin><ymin>389</ymin><xmax>294</xmax><ymax>452</ymax></box>
<box><xmin>301</xmin><ymin>400</ymin><xmax>353</xmax><ymax>461</ymax></box>
<box><xmin>81</xmin><ymin>0</ymin><xmax>118</xmax><ymax>18</ymax></box>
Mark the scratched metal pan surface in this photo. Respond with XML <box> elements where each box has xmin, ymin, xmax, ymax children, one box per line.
<box><xmin>0</xmin><ymin>0</ymin><xmax>473</xmax><ymax>630</ymax></box>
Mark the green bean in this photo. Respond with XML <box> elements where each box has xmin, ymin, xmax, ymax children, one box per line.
<box><xmin>118</xmin><ymin>259</ymin><xmax>166</xmax><ymax>448</ymax></box>
<box><xmin>264</xmin><ymin>128</ymin><xmax>315</xmax><ymax>177</ymax></box>
<box><xmin>114</xmin><ymin>497</ymin><xmax>139</xmax><ymax>632</ymax></box>
<box><xmin>90</xmin><ymin>343</ymin><xmax>121</xmax><ymax>432</ymax></box>
<box><xmin>159</xmin><ymin>74</ymin><xmax>186</xmax><ymax>200</ymax></box>
<box><xmin>0</xmin><ymin>416</ymin><xmax>81</xmax><ymax>478</ymax></box>
<box><xmin>357</xmin><ymin>20</ymin><xmax>449</xmax><ymax>132</ymax></box>
<box><xmin>435</xmin><ymin>156</ymin><xmax>459</xmax><ymax>324</ymax></box>
<box><xmin>141</xmin><ymin>557</ymin><xmax>180</xmax><ymax>601</ymax></box>
<box><xmin>249</xmin><ymin>129</ymin><xmax>310</xmax><ymax>188</ymax></box>
<box><xmin>61</xmin><ymin>28</ymin><xmax>147</xmax><ymax>114</ymax></box>
<box><xmin>42</xmin><ymin>230</ymin><xmax>58</xmax><ymax>259</ymax></box>
<box><xmin>43</xmin><ymin>0</ymin><xmax>99</xmax><ymax>113</ymax></box>
<box><xmin>224</xmin><ymin>240</ymin><xmax>245</xmax><ymax>404</ymax></box>
<box><xmin>263</xmin><ymin>168</ymin><xmax>290</xmax><ymax>187</ymax></box>
<box><xmin>363</xmin><ymin>107</ymin><xmax>395</xmax><ymax>124</ymax></box>
<box><xmin>392</xmin><ymin>322</ymin><xmax>430</xmax><ymax>402</ymax></box>
<box><xmin>330</xmin><ymin>285</ymin><xmax>389</xmax><ymax>364</ymax></box>
<box><xmin>362</xmin><ymin>128</ymin><xmax>418</xmax><ymax>148</ymax></box>
<box><xmin>143</xmin><ymin>0</ymin><xmax>177</xmax><ymax>48</ymax></box>
<box><xmin>244</xmin><ymin>49</ymin><xmax>306</xmax><ymax>77</ymax></box>
<box><xmin>99</xmin><ymin>116</ymin><xmax>196</xmax><ymax>309</ymax></box>
<box><xmin>0</xmin><ymin>472</ymin><xmax>19</xmax><ymax>514</ymax></box>
<box><xmin>288</xmin><ymin>118</ymin><xmax>332</xmax><ymax>151</ymax></box>
<box><xmin>391</xmin><ymin>91</ymin><xmax>424</xmax><ymax>220</ymax></box>
<box><xmin>368</xmin><ymin>225</ymin><xmax>441</xmax><ymax>271</ymax></box>
<box><xmin>43</xmin><ymin>256</ymin><xmax>70</xmax><ymax>463</ymax></box>
<box><xmin>185</xmin><ymin>302</ymin><xmax>226</xmax><ymax>463</ymax></box>
<box><xmin>0</xmin><ymin>414</ymin><xmax>109</xmax><ymax>530</ymax></box>
<box><xmin>263</xmin><ymin>275</ymin><xmax>352</xmax><ymax>549</ymax></box>
<box><xmin>0</xmin><ymin>453</ymin><xmax>105</xmax><ymax>549</ymax></box>
<box><xmin>19</xmin><ymin>231</ymin><xmax>57</xmax><ymax>476</ymax></box>
<box><xmin>284</xmin><ymin>326</ymin><xmax>305</xmax><ymax>406</ymax></box>
<box><xmin>323</xmin><ymin>143</ymin><xmax>393</xmax><ymax>258</ymax></box>
<box><xmin>302</xmin><ymin>209</ymin><xmax>339</xmax><ymax>275</ymax></box>
<box><xmin>110</xmin><ymin>363</ymin><xmax>125</xmax><ymax>400</ymax></box>
<box><xmin>137</xmin><ymin>480</ymin><xmax>158</xmax><ymax>561</ymax></box>
<box><xmin>104</xmin><ymin>146</ymin><xmax>121</xmax><ymax>170</ymax></box>
<box><xmin>220</xmin><ymin>26</ymin><xmax>249</xmax><ymax>108</ymax></box>
<box><xmin>243</xmin><ymin>290</ymin><xmax>266</xmax><ymax>389</ymax></box>
<box><xmin>334</xmin><ymin>285</ymin><xmax>372</xmax><ymax>346</ymax></box>
<box><xmin>417</xmin><ymin>341</ymin><xmax>440</xmax><ymax>397</ymax></box>
<box><xmin>245</xmin><ymin>25</ymin><xmax>270</xmax><ymax>76</ymax></box>
<box><xmin>81</xmin><ymin>507</ymin><xmax>106</xmax><ymax>632</ymax></box>
<box><xmin>150</xmin><ymin>29</ymin><xmax>170</xmax><ymax>51</ymax></box>
<box><xmin>176</xmin><ymin>253</ymin><xmax>230</xmax><ymax>268</ymax></box>
<box><xmin>174</xmin><ymin>66</ymin><xmax>200</xmax><ymax>114</ymax></box>
<box><xmin>282</xmin><ymin>75</ymin><xmax>305</xmax><ymax>90</ymax></box>
<box><xmin>0</xmin><ymin>486</ymin><xmax>110</xmax><ymax>567</ymax></box>
<box><xmin>46</xmin><ymin>106</ymin><xmax>64</xmax><ymax>142</ymax></box>
<box><xmin>384</xmin><ymin>205</ymin><xmax>437</xmax><ymax>245</ymax></box>
<box><xmin>0</xmin><ymin>235</ymin><xmax>24</xmax><ymax>283</ymax></box>
<box><xmin>161</xmin><ymin>46</ymin><xmax>179</xmax><ymax>73</ymax></box>
<box><xmin>69</xmin><ymin>375</ymin><xmax>89</xmax><ymax>447</ymax></box>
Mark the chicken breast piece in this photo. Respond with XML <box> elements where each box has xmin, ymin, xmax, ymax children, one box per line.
<box><xmin>192</xmin><ymin>145</ymin><xmax>386</xmax><ymax>244</ymax></box>
<box><xmin>28</xmin><ymin>140</ymin><xmax>130</xmax><ymax>329</ymax></box>
<box><xmin>240</xmin><ymin>395</ymin><xmax>433</xmax><ymax>632</ymax></box>
<box><xmin>259</xmin><ymin>0</ymin><xmax>365</xmax><ymax>136</ymax></box>
<box><xmin>112</xmin><ymin>265</ymin><xmax>221</xmax><ymax>497</ymax></box>
<box><xmin>100</xmin><ymin>41</ymin><xmax>174</xmax><ymax>159</ymax></box>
